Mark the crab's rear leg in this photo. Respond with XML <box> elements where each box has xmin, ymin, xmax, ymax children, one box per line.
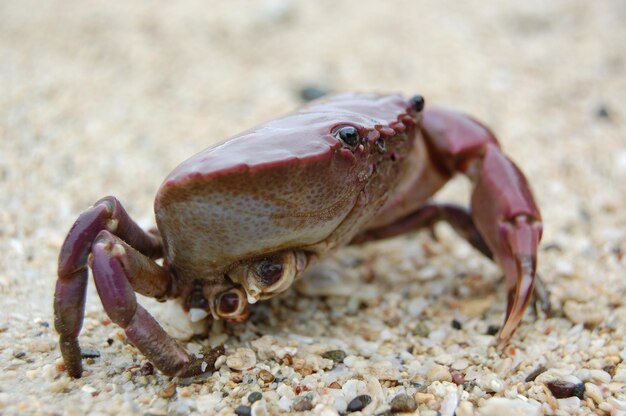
<box><xmin>89</xmin><ymin>231</ymin><xmax>219</xmax><ymax>377</ymax></box>
<box><xmin>55</xmin><ymin>196</ymin><xmax>163</xmax><ymax>377</ymax></box>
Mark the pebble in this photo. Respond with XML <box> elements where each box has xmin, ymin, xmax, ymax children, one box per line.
<box><xmin>583</xmin><ymin>383</ymin><xmax>603</xmax><ymax>404</ymax></box>
<box><xmin>346</xmin><ymin>395</ymin><xmax>371</xmax><ymax>412</ymax></box>
<box><xmin>258</xmin><ymin>369</ymin><xmax>274</xmax><ymax>383</ymax></box>
<box><xmin>546</xmin><ymin>380</ymin><xmax>585</xmax><ymax>399</ymax></box>
<box><xmin>80</xmin><ymin>348</ymin><xmax>100</xmax><ymax>358</ymax></box>
<box><xmin>158</xmin><ymin>383</ymin><xmax>177</xmax><ymax>399</ymax></box>
<box><xmin>563</xmin><ymin>300</ymin><xmax>606</xmax><ymax>325</ymax></box>
<box><xmin>234</xmin><ymin>405</ymin><xmax>251</xmax><ymax>416</ymax></box>
<box><xmin>524</xmin><ymin>366</ymin><xmax>547</xmax><ymax>382</ymax></box>
<box><xmin>292</xmin><ymin>398</ymin><xmax>313</xmax><ymax>411</ymax></box>
<box><xmin>415</xmin><ymin>392</ymin><xmax>435</xmax><ymax>404</ymax></box>
<box><xmin>479</xmin><ymin>397</ymin><xmax>541</xmax><ymax>416</ymax></box>
<box><xmin>247</xmin><ymin>392</ymin><xmax>263</xmax><ymax>404</ymax></box>
<box><xmin>427</xmin><ymin>364</ymin><xmax>452</xmax><ymax>382</ymax></box>
<box><xmin>389</xmin><ymin>393</ymin><xmax>417</xmax><ymax>413</ymax></box>
<box><xmin>27</xmin><ymin>340</ymin><xmax>53</xmax><ymax>353</ymax></box>
<box><xmin>321</xmin><ymin>349</ymin><xmax>346</xmax><ymax>363</ymax></box>
<box><xmin>456</xmin><ymin>400</ymin><xmax>474</xmax><ymax>416</ymax></box>
<box><xmin>226</xmin><ymin>348</ymin><xmax>257</xmax><ymax>371</ymax></box>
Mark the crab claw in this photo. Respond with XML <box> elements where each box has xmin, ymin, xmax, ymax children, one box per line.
<box><xmin>467</xmin><ymin>141</ymin><xmax>543</xmax><ymax>345</ymax></box>
<box><xmin>498</xmin><ymin>216</ymin><xmax>542</xmax><ymax>344</ymax></box>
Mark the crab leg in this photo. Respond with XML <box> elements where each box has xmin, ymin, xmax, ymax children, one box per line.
<box><xmin>420</xmin><ymin>108</ymin><xmax>543</xmax><ymax>344</ymax></box>
<box><xmin>54</xmin><ymin>196</ymin><xmax>162</xmax><ymax>377</ymax></box>
<box><xmin>89</xmin><ymin>231</ymin><xmax>215</xmax><ymax>377</ymax></box>
<box><xmin>351</xmin><ymin>204</ymin><xmax>492</xmax><ymax>260</ymax></box>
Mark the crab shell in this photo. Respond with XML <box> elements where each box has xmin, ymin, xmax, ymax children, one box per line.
<box><xmin>154</xmin><ymin>93</ymin><xmax>419</xmax><ymax>282</ymax></box>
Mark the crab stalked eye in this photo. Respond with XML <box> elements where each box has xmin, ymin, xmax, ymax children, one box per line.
<box><xmin>334</xmin><ymin>125</ymin><xmax>361</xmax><ymax>148</ymax></box>
<box><xmin>409</xmin><ymin>95</ymin><xmax>425</xmax><ymax>112</ymax></box>
<box><xmin>215</xmin><ymin>287</ymin><xmax>247</xmax><ymax>318</ymax></box>
<box><xmin>245</xmin><ymin>251</ymin><xmax>307</xmax><ymax>300</ymax></box>
<box><xmin>255</xmin><ymin>257</ymin><xmax>284</xmax><ymax>287</ymax></box>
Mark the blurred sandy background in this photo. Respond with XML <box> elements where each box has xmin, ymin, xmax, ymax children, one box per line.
<box><xmin>1</xmin><ymin>1</ymin><xmax>625</xmax><ymax>415</ymax></box>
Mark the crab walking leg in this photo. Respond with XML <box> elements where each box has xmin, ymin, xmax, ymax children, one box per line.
<box><xmin>54</xmin><ymin>196</ymin><xmax>162</xmax><ymax>378</ymax></box>
<box><xmin>421</xmin><ymin>108</ymin><xmax>543</xmax><ymax>344</ymax></box>
<box><xmin>89</xmin><ymin>231</ymin><xmax>213</xmax><ymax>377</ymax></box>
<box><xmin>351</xmin><ymin>204</ymin><xmax>493</xmax><ymax>260</ymax></box>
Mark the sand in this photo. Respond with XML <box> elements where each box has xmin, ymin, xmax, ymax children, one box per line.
<box><xmin>1</xmin><ymin>1</ymin><xmax>625</xmax><ymax>415</ymax></box>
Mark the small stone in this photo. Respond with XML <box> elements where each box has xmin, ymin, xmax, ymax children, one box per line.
<box><xmin>27</xmin><ymin>340</ymin><xmax>52</xmax><ymax>353</ymax></box>
<box><xmin>159</xmin><ymin>383</ymin><xmax>177</xmax><ymax>399</ymax></box>
<box><xmin>456</xmin><ymin>400</ymin><xmax>474</xmax><ymax>416</ymax></box>
<box><xmin>346</xmin><ymin>395</ymin><xmax>372</xmax><ymax>412</ymax></box>
<box><xmin>451</xmin><ymin>319</ymin><xmax>462</xmax><ymax>330</ymax></box>
<box><xmin>584</xmin><ymin>382</ymin><xmax>603</xmax><ymax>404</ymax></box>
<box><xmin>525</xmin><ymin>365</ymin><xmax>547</xmax><ymax>382</ymax></box>
<box><xmin>80</xmin><ymin>348</ymin><xmax>100</xmax><ymax>359</ymax></box>
<box><xmin>226</xmin><ymin>348</ymin><xmax>256</xmax><ymax>371</ymax></box>
<box><xmin>322</xmin><ymin>349</ymin><xmax>347</xmax><ymax>363</ymax></box>
<box><xmin>248</xmin><ymin>392</ymin><xmax>263</xmax><ymax>404</ymax></box>
<box><xmin>258</xmin><ymin>369</ymin><xmax>275</xmax><ymax>383</ymax></box>
<box><xmin>299</xmin><ymin>86</ymin><xmax>328</xmax><ymax>102</ymax></box>
<box><xmin>546</xmin><ymin>380</ymin><xmax>585</xmax><ymax>399</ymax></box>
<box><xmin>292</xmin><ymin>398</ymin><xmax>313</xmax><ymax>412</ymax></box>
<box><xmin>415</xmin><ymin>392</ymin><xmax>434</xmax><ymax>404</ymax></box>
<box><xmin>13</xmin><ymin>351</ymin><xmax>26</xmax><ymax>359</ymax></box>
<box><xmin>413</xmin><ymin>322</ymin><xmax>430</xmax><ymax>337</ymax></box>
<box><xmin>141</xmin><ymin>361</ymin><xmax>154</xmax><ymax>376</ymax></box>
<box><xmin>389</xmin><ymin>393</ymin><xmax>417</xmax><ymax>413</ymax></box>
<box><xmin>563</xmin><ymin>300</ymin><xmax>606</xmax><ymax>325</ymax></box>
<box><xmin>486</xmin><ymin>325</ymin><xmax>500</xmax><ymax>336</ymax></box>
<box><xmin>427</xmin><ymin>364</ymin><xmax>452</xmax><ymax>382</ymax></box>
<box><xmin>234</xmin><ymin>405</ymin><xmax>251</xmax><ymax>416</ymax></box>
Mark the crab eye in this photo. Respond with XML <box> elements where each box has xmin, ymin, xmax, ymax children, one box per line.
<box><xmin>247</xmin><ymin>251</ymin><xmax>307</xmax><ymax>298</ymax></box>
<box><xmin>215</xmin><ymin>287</ymin><xmax>246</xmax><ymax>318</ymax></box>
<box><xmin>334</xmin><ymin>125</ymin><xmax>361</xmax><ymax>148</ymax></box>
<box><xmin>255</xmin><ymin>258</ymin><xmax>284</xmax><ymax>287</ymax></box>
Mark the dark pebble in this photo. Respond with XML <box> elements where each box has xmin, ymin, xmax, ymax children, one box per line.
<box><xmin>451</xmin><ymin>319</ymin><xmax>462</xmax><ymax>330</ymax></box>
<box><xmin>299</xmin><ymin>86</ymin><xmax>328</xmax><ymax>102</ymax></box>
<box><xmin>525</xmin><ymin>365</ymin><xmax>547</xmax><ymax>382</ymax></box>
<box><xmin>292</xmin><ymin>398</ymin><xmax>313</xmax><ymax>412</ymax></box>
<box><xmin>13</xmin><ymin>351</ymin><xmax>26</xmax><ymax>359</ymax></box>
<box><xmin>322</xmin><ymin>349</ymin><xmax>347</xmax><ymax>363</ymax></box>
<box><xmin>234</xmin><ymin>405</ymin><xmax>251</xmax><ymax>416</ymax></box>
<box><xmin>546</xmin><ymin>380</ymin><xmax>585</xmax><ymax>399</ymax></box>
<box><xmin>81</xmin><ymin>348</ymin><xmax>100</xmax><ymax>359</ymax></box>
<box><xmin>594</xmin><ymin>104</ymin><xmax>610</xmax><ymax>120</ymax></box>
<box><xmin>141</xmin><ymin>362</ymin><xmax>154</xmax><ymax>376</ymax></box>
<box><xmin>389</xmin><ymin>393</ymin><xmax>417</xmax><ymax>413</ymax></box>
<box><xmin>39</xmin><ymin>321</ymin><xmax>50</xmax><ymax>328</ymax></box>
<box><xmin>486</xmin><ymin>325</ymin><xmax>500</xmax><ymax>336</ymax></box>
<box><xmin>106</xmin><ymin>338</ymin><xmax>114</xmax><ymax>346</ymax></box>
<box><xmin>248</xmin><ymin>391</ymin><xmax>262</xmax><ymax>404</ymax></box>
<box><xmin>347</xmin><ymin>395</ymin><xmax>372</xmax><ymax>412</ymax></box>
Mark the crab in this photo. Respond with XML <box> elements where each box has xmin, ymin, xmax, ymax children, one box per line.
<box><xmin>54</xmin><ymin>93</ymin><xmax>542</xmax><ymax>378</ymax></box>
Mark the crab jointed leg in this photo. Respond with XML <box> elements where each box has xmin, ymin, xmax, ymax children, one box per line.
<box><xmin>354</xmin><ymin>107</ymin><xmax>542</xmax><ymax>344</ymax></box>
<box><xmin>54</xmin><ymin>196</ymin><xmax>211</xmax><ymax>378</ymax></box>
<box><xmin>422</xmin><ymin>107</ymin><xmax>543</xmax><ymax>343</ymax></box>
<box><xmin>89</xmin><ymin>231</ymin><xmax>213</xmax><ymax>377</ymax></box>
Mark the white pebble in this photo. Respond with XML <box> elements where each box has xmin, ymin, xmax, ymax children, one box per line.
<box><xmin>277</xmin><ymin>395</ymin><xmax>292</xmax><ymax>411</ymax></box>
<box><xmin>478</xmin><ymin>397</ymin><xmax>541</xmax><ymax>416</ymax></box>
<box><xmin>251</xmin><ymin>399</ymin><xmax>269</xmax><ymax>416</ymax></box>
<box><xmin>584</xmin><ymin>383</ymin><xmax>603</xmax><ymax>404</ymax></box>
<box><xmin>226</xmin><ymin>348</ymin><xmax>256</xmax><ymax>370</ymax></box>
<box><xmin>608</xmin><ymin>397</ymin><xmax>626</xmax><ymax>411</ymax></box>
<box><xmin>341</xmin><ymin>379</ymin><xmax>365</xmax><ymax>399</ymax></box>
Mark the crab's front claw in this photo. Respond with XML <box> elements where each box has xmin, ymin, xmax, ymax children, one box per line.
<box><xmin>420</xmin><ymin>108</ymin><xmax>543</xmax><ymax>345</ymax></box>
<box><xmin>468</xmin><ymin>142</ymin><xmax>543</xmax><ymax>345</ymax></box>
